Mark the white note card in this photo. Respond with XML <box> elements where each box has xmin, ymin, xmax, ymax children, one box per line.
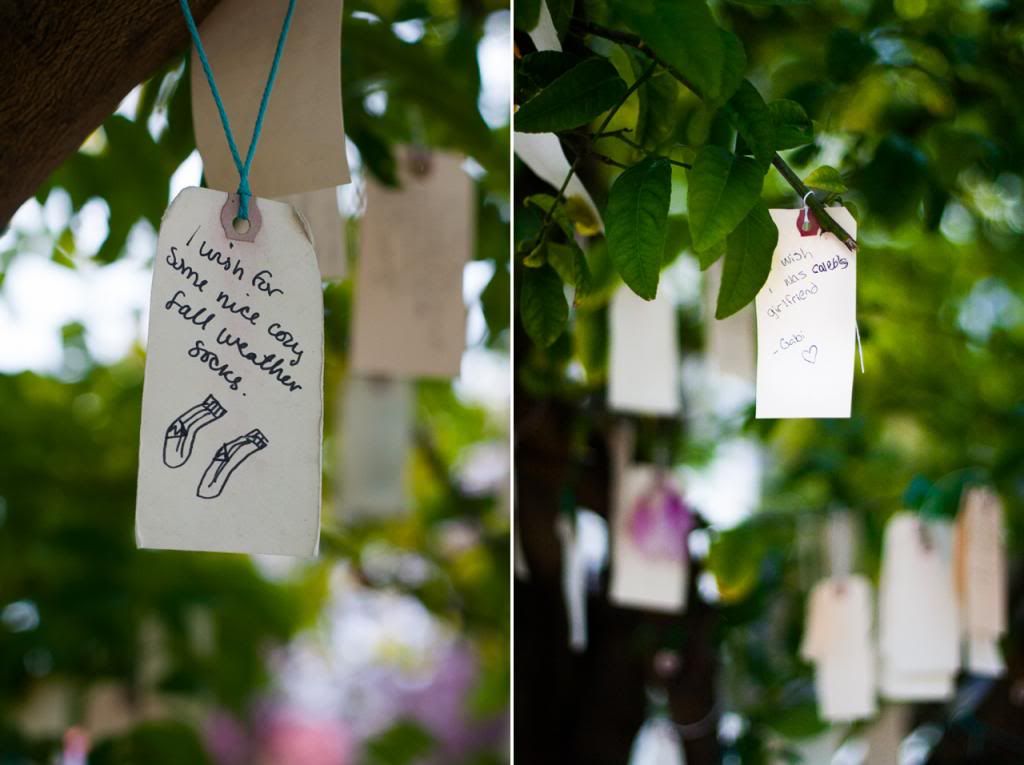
<box><xmin>136</xmin><ymin>187</ymin><xmax>323</xmax><ymax>556</ymax></box>
<box><xmin>755</xmin><ymin>208</ymin><xmax>858</xmax><ymax>419</ymax></box>
<box><xmin>608</xmin><ymin>285</ymin><xmax>680</xmax><ymax>416</ymax></box>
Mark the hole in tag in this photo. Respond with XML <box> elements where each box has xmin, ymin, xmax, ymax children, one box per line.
<box><xmin>232</xmin><ymin>217</ymin><xmax>251</xmax><ymax>235</ymax></box>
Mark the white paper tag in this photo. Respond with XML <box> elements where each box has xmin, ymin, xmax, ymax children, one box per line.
<box><xmin>337</xmin><ymin>374</ymin><xmax>413</xmax><ymax>521</ymax></box>
<box><xmin>755</xmin><ymin>208</ymin><xmax>858</xmax><ymax>419</ymax></box>
<box><xmin>704</xmin><ymin>258</ymin><xmax>755</xmax><ymax>384</ymax></box>
<box><xmin>136</xmin><ymin>187</ymin><xmax>323</xmax><ymax>555</ymax></box>
<box><xmin>608</xmin><ymin>285</ymin><xmax>680</xmax><ymax>416</ymax></box>
<box><xmin>350</xmin><ymin>149</ymin><xmax>474</xmax><ymax>379</ymax></box>
<box><xmin>514</xmin><ymin>132</ymin><xmax>603</xmax><ymax>232</ymax></box>
<box><xmin>278</xmin><ymin>188</ymin><xmax>346</xmax><ymax>280</ymax></box>
<box><xmin>191</xmin><ymin>0</ymin><xmax>349</xmax><ymax>197</ymax></box>
<box><xmin>609</xmin><ymin>465</ymin><xmax>692</xmax><ymax>613</ymax></box>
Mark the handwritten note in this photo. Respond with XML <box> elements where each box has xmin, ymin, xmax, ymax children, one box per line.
<box><xmin>350</xmin><ymin>149</ymin><xmax>474</xmax><ymax>379</ymax></box>
<box><xmin>755</xmin><ymin>208</ymin><xmax>857</xmax><ymax>419</ymax></box>
<box><xmin>608</xmin><ymin>285</ymin><xmax>680</xmax><ymax>416</ymax></box>
<box><xmin>136</xmin><ymin>187</ymin><xmax>323</xmax><ymax>556</ymax></box>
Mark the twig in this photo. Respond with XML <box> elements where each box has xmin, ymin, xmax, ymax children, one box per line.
<box><xmin>573</xmin><ymin>19</ymin><xmax>858</xmax><ymax>252</ymax></box>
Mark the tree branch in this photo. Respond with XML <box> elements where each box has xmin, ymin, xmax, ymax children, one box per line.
<box><xmin>0</xmin><ymin>0</ymin><xmax>223</xmax><ymax>228</ymax></box>
<box><xmin>573</xmin><ymin>18</ymin><xmax>858</xmax><ymax>251</ymax></box>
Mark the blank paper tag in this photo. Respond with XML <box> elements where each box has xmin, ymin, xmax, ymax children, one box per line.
<box><xmin>350</xmin><ymin>150</ymin><xmax>474</xmax><ymax>379</ymax></box>
<box><xmin>278</xmin><ymin>188</ymin><xmax>346</xmax><ymax>280</ymax></box>
<box><xmin>609</xmin><ymin>466</ymin><xmax>691</xmax><ymax>613</ymax></box>
<box><xmin>705</xmin><ymin>258</ymin><xmax>755</xmax><ymax>383</ymax></box>
<box><xmin>191</xmin><ymin>0</ymin><xmax>349</xmax><ymax>197</ymax></box>
<box><xmin>755</xmin><ymin>208</ymin><xmax>858</xmax><ymax>419</ymax></box>
<box><xmin>337</xmin><ymin>374</ymin><xmax>412</xmax><ymax>522</ymax></box>
<box><xmin>136</xmin><ymin>187</ymin><xmax>323</xmax><ymax>555</ymax></box>
<box><xmin>608</xmin><ymin>285</ymin><xmax>680</xmax><ymax>416</ymax></box>
<box><xmin>514</xmin><ymin>132</ymin><xmax>602</xmax><ymax>232</ymax></box>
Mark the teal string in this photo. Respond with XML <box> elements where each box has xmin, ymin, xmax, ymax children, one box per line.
<box><xmin>177</xmin><ymin>0</ymin><xmax>297</xmax><ymax>219</ymax></box>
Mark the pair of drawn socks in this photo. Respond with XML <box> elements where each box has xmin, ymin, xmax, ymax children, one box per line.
<box><xmin>197</xmin><ymin>429</ymin><xmax>270</xmax><ymax>499</ymax></box>
<box><xmin>163</xmin><ymin>394</ymin><xmax>227</xmax><ymax>468</ymax></box>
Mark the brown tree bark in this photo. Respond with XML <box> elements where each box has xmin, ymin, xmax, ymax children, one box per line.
<box><xmin>0</xmin><ymin>0</ymin><xmax>221</xmax><ymax>227</ymax></box>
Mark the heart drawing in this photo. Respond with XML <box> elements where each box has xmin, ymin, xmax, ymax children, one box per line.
<box><xmin>802</xmin><ymin>345</ymin><xmax>819</xmax><ymax>364</ymax></box>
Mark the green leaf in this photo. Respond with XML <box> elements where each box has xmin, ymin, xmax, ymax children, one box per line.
<box><xmin>521</xmin><ymin>264</ymin><xmax>569</xmax><ymax>346</ymax></box>
<box><xmin>769</xmin><ymin>99</ymin><xmax>814</xmax><ymax>150</ymax></box>
<box><xmin>696</xmin><ymin>237</ymin><xmax>726</xmax><ymax>270</ymax></box>
<box><xmin>609</xmin><ymin>0</ymin><xmax>736</xmax><ymax>103</ymax></box>
<box><xmin>515</xmin><ymin>57</ymin><xmax>628</xmax><ymax>133</ymax></box>
<box><xmin>727</xmin><ymin>80</ymin><xmax>775</xmax><ymax>168</ymax></box>
<box><xmin>687</xmin><ymin>146</ymin><xmax>765</xmax><ymax>253</ymax></box>
<box><xmin>547</xmin><ymin>241</ymin><xmax>592</xmax><ymax>299</ymax></box>
<box><xmin>715</xmin><ymin>202</ymin><xmax>778</xmax><ymax>319</ymax></box>
<box><xmin>826</xmin><ymin>28</ymin><xmax>876</xmax><ymax>83</ymax></box>
<box><xmin>516</xmin><ymin>51</ymin><xmax>581</xmax><ymax>103</ymax></box>
<box><xmin>605</xmin><ymin>157</ymin><xmax>672</xmax><ymax>300</ymax></box>
<box><xmin>481</xmin><ymin>264</ymin><xmax>510</xmax><ymax>340</ymax></box>
<box><xmin>718</xmin><ymin>29</ymin><xmax>748</xmax><ymax>107</ymax></box>
<box><xmin>804</xmin><ymin>165</ymin><xmax>848</xmax><ymax>193</ymax></box>
<box><xmin>515</xmin><ymin>0</ymin><xmax>541</xmax><ymax>31</ymax></box>
<box><xmin>725</xmin><ymin>0</ymin><xmax>809</xmax><ymax>5</ymax></box>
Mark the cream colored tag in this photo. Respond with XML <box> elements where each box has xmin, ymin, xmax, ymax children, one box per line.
<box><xmin>608</xmin><ymin>285</ymin><xmax>680</xmax><ymax>416</ymax></box>
<box><xmin>705</xmin><ymin>258</ymin><xmax>755</xmax><ymax>384</ymax></box>
<box><xmin>136</xmin><ymin>187</ymin><xmax>323</xmax><ymax>555</ymax></box>
<box><xmin>337</xmin><ymin>374</ymin><xmax>412</xmax><ymax>521</ymax></box>
<box><xmin>609</xmin><ymin>465</ymin><xmax>691</xmax><ymax>613</ymax></box>
<box><xmin>350</xmin><ymin>150</ymin><xmax>474</xmax><ymax>379</ymax></box>
<box><xmin>756</xmin><ymin>208</ymin><xmax>857</xmax><ymax>418</ymax></box>
<box><xmin>191</xmin><ymin>0</ymin><xmax>349</xmax><ymax>197</ymax></box>
<box><xmin>279</xmin><ymin>187</ymin><xmax>346</xmax><ymax>280</ymax></box>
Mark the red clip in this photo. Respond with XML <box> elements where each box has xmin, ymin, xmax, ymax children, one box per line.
<box><xmin>797</xmin><ymin>207</ymin><xmax>820</xmax><ymax>237</ymax></box>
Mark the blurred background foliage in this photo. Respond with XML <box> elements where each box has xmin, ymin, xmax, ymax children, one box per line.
<box><xmin>0</xmin><ymin>0</ymin><xmax>509</xmax><ymax>763</ymax></box>
<box><xmin>514</xmin><ymin>0</ymin><xmax>1024</xmax><ymax>762</ymax></box>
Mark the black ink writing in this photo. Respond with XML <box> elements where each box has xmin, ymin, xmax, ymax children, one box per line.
<box><xmin>215</xmin><ymin>328</ymin><xmax>303</xmax><ymax>392</ymax></box>
<box><xmin>166</xmin><ymin>246</ymin><xmax>208</xmax><ymax>292</ymax></box>
<box><xmin>165</xmin><ymin>289</ymin><xmax>216</xmax><ymax>331</ymax></box>
<box><xmin>215</xmin><ymin>291</ymin><xmax>261</xmax><ymax>326</ymax></box>
<box><xmin>266</xmin><ymin>322</ymin><xmax>304</xmax><ymax>366</ymax></box>
<box><xmin>198</xmin><ymin>239</ymin><xmax>245</xmax><ymax>281</ymax></box>
<box><xmin>187</xmin><ymin>340</ymin><xmax>243</xmax><ymax>391</ymax></box>
<box><xmin>252</xmin><ymin>269</ymin><xmax>283</xmax><ymax>297</ymax></box>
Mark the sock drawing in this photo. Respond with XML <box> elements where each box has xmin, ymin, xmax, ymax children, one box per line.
<box><xmin>196</xmin><ymin>429</ymin><xmax>269</xmax><ymax>500</ymax></box>
<box><xmin>162</xmin><ymin>394</ymin><xmax>227</xmax><ymax>468</ymax></box>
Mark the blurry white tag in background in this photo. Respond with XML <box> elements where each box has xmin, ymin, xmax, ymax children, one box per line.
<box><xmin>278</xmin><ymin>187</ymin><xmax>346</xmax><ymax>280</ymax></box>
<box><xmin>608</xmin><ymin>285</ymin><xmax>680</xmax><ymax>416</ymax></box>
<box><xmin>338</xmin><ymin>374</ymin><xmax>413</xmax><ymax>522</ymax></box>
<box><xmin>755</xmin><ymin>208</ymin><xmax>857</xmax><ymax>419</ymax></box>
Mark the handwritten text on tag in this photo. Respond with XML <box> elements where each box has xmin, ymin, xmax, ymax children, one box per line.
<box><xmin>136</xmin><ymin>187</ymin><xmax>323</xmax><ymax>556</ymax></box>
<box><xmin>755</xmin><ymin>208</ymin><xmax>857</xmax><ymax>419</ymax></box>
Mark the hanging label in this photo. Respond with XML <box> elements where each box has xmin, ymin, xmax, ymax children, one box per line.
<box><xmin>608</xmin><ymin>285</ymin><xmax>680</xmax><ymax>416</ymax></box>
<box><xmin>136</xmin><ymin>187</ymin><xmax>323</xmax><ymax>555</ymax></box>
<box><xmin>514</xmin><ymin>132</ymin><xmax>603</xmax><ymax>232</ymax></box>
<box><xmin>278</xmin><ymin>187</ymin><xmax>346</xmax><ymax>280</ymax></box>
<box><xmin>191</xmin><ymin>0</ymin><xmax>349</xmax><ymax>197</ymax></box>
<box><xmin>755</xmin><ymin>208</ymin><xmax>858</xmax><ymax>419</ymax></box>
<box><xmin>350</xmin><ymin>149</ymin><xmax>474</xmax><ymax>379</ymax></box>
<box><xmin>337</xmin><ymin>374</ymin><xmax>412</xmax><ymax>522</ymax></box>
<box><xmin>609</xmin><ymin>466</ymin><xmax>693</xmax><ymax>613</ymax></box>
<box><xmin>705</xmin><ymin>258</ymin><xmax>755</xmax><ymax>384</ymax></box>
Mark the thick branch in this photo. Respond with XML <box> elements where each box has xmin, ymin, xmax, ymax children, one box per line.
<box><xmin>0</xmin><ymin>0</ymin><xmax>222</xmax><ymax>228</ymax></box>
<box><xmin>573</xmin><ymin>19</ymin><xmax>858</xmax><ymax>251</ymax></box>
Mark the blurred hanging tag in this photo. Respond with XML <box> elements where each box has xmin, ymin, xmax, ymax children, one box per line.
<box><xmin>136</xmin><ymin>187</ymin><xmax>323</xmax><ymax>555</ymax></box>
<box><xmin>755</xmin><ymin>208</ymin><xmax>857</xmax><ymax>418</ymax></box>
<box><xmin>627</xmin><ymin>715</ymin><xmax>684</xmax><ymax>765</ymax></box>
<box><xmin>556</xmin><ymin>514</ymin><xmax>588</xmax><ymax>652</ymax></box>
<box><xmin>337</xmin><ymin>374</ymin><xmax>413</xmax><ymax>521</ymax></box>
<box><xmin>278</xmin><ymin>187</ymin><xmax>346</xmax><ymax>280</ymax></box>
<box><xmin>514</xmin><ymin>132</ymin><xmax>603</xmax><ymax>233</ymax></box>
<box><xmin>350</xmin><ymin>148</ymin><xmax>474</xmax><ymax>379</ymax></box>
<box><xmin>704</xmin><ymin>258</ymin><xmax>755</xmax><ymax>384</ymax></box>
<box><xmin>191</xmin><ymin>0</ymin><xmax>349</xmax><ymax>197</ymax></box>
<box><xmin>608</xmin><ymin>285</ymin><xmax>680</xmax><ymax>415</ymax></box>
<box><xmin>610</xmin><ymin>466</ymin><xmax>693</xmax><ymax>613</ymax></box>
<box><xmin>526</xmin><ymin>0</ymin><xmax>562</xmax><ymax>52</ymax></box>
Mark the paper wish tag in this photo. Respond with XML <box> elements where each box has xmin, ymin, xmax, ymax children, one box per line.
<box><xmin>609</xmin><ymin>466</ymin><xmax>694</xmax><ymax>613</ymax></box>
<box><xmin>191</xmin><ymin>0</ymin><xmax>349</xmax><ymax>197</ymax></box>
<box><xmin>136</xmin><ymin>187</ymin><xmax>323</xmax><ymax>556</ymax></box>
<box><xmin>350</xmin><ymin>149</ymin><xmax>474</xmax><ymax>379</ymax></box>
<box><xmin>337</xmin><ymin>374</ymin><xmax>413</xmax><ymax>522</ymax></box>
<box><xmin>278</xmin><ymin>187</ymin><xmax>346</xmax><ymax>280</ymax></box>
<box><xmin>608</xmin><ymin>285</ymin><xmax>680</xmax><ymax>416</ymax></box>
<box><xmin>755</xmin><ymin>208</ymin><xmax>858</xmax><ymax>419</ymax></box>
